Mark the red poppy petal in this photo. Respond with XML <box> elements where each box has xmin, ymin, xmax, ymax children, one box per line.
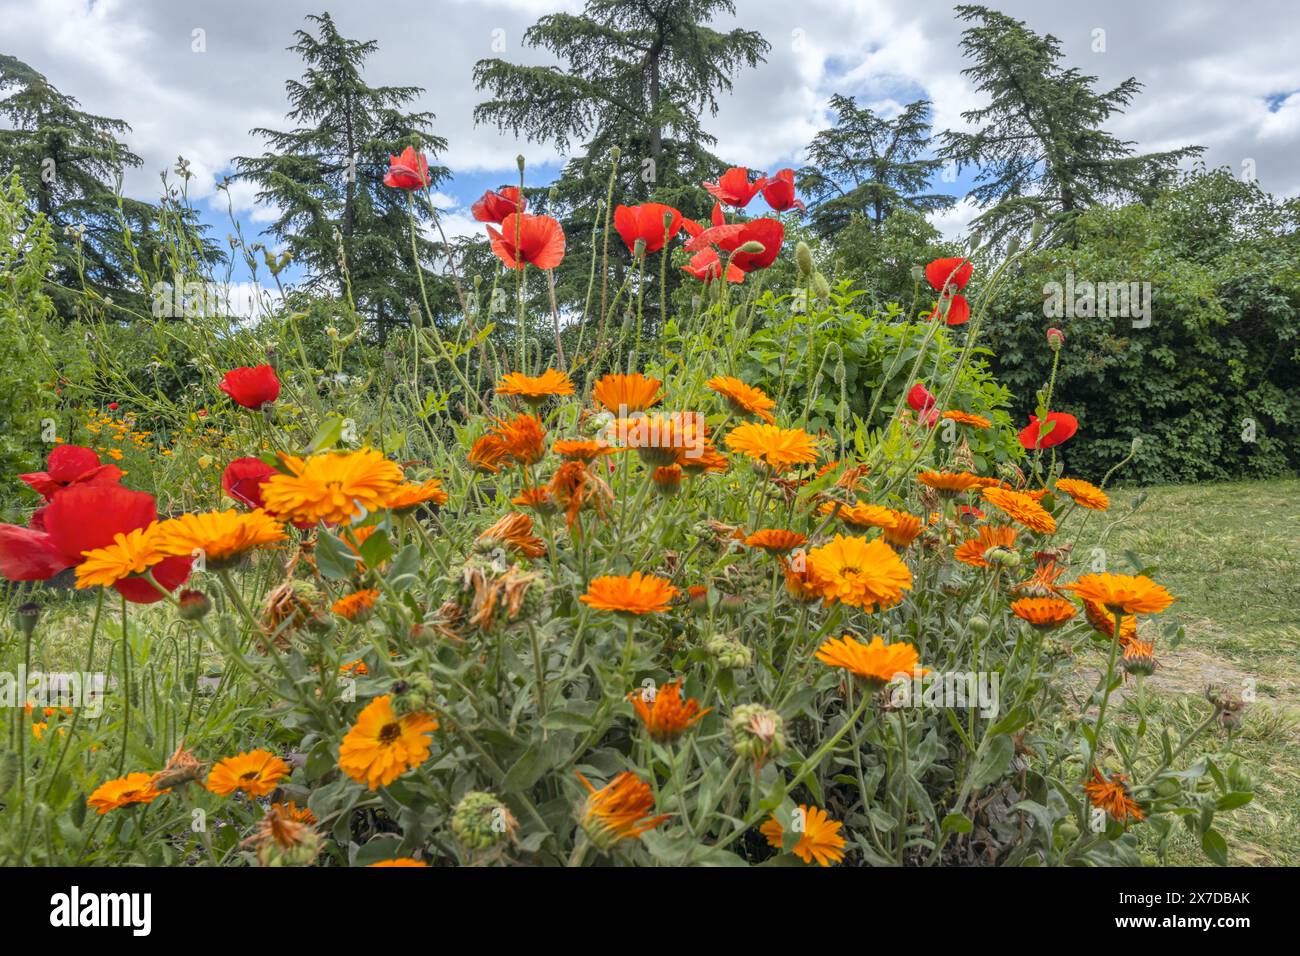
<box><xmin>43</xmin><ymin>484</ymin><xmax>158</xmax><ymax>564</ymax></box>
<box><xmin>114</xmin><ymin>555</ymin><xmax>191</xmax><ymax>604</ymax></box>
<box><xmin>0</xmin><ymin>524</ymin><xmax>71</xmax><ymax>581</ymax></box>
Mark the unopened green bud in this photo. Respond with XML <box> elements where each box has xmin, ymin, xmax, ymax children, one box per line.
<box><xmin>812</xmin><ymin>272</ymin><xmax>831</xmax><ymax>302</ymax></box>
<box><xmin>736</xmin><ymin>241</ymin><xmax>766</xmax><ymax>255</ymax></box>
<box><xmin>16</xmin><ymin>602</ymin><xmax>40</xmax><ymax>637</ymax></box>
<box><xmin>968</xmin><ymin>614</ymin><xmax>991</xmax><ymax>636</ymax></box>
<box><xmin>705</xmin><ymin>633</ymin><xmax>752</xmax><ymax>670</ymax></box>
<box><xmin>795</xmin><ymin>241</ymin><xmax>814</xmax><ymax>277</ymax></box>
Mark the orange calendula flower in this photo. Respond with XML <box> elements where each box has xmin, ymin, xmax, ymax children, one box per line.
<box><xmin>1083</xmin><ymin>599</ymin><xmax>1138</xmax><ymax>645</ymax></box>
<box><xmin>75</xmin><ymin>524</ymin><xmax>168</xmax><ymax>589</ymax></box>
<box><xmin>1122</xmin><ymin>638</ymin><xmax>1158</xmax><ymax>676</ymax></box>
<box><xmin>782</xmin><ymin>556</ymin><xmax>822</xmax><ymax>602</ymax></box>
<box><xmin>368</xmin><ymin>858</ymin><xmax>429</xmax><ymax>867</ymax></box>
<box><xmin>820</xmin><ymin>499</ymin><xmax>895</xmax><ymax>531</ymax></box>
<box><xmin>677</xmin><ymin>439</ymin><xmax>729</xmax><ymax>475</ymax></box>
<box><xmin>882</xmin><ymin>510</ymin><xmax>923</xmax><ymax>549</ymax></box>
<box><xmin>206</xmin><ymin>749</ymin><xmax>291</xmax><ymax>797</ymax></box>
<box><xmin>1013</xmin><ymin>558</ymin><xmax>1067</xmax><ymax>597</ymax></box>
<box><xmin>548</xmin><ymin>460</ymin><xmax>610</xmax><ymax>528</ymax></box>
<box><xmin>816</xmin><ymin>634</ymin><xmax>925</xmax><ymax>684</ymax></box>
<box><xmin>495</xmin><ymin>368</ymin><xmax>574</xmax><ymax>403</ymax></box>
<box><xmin>954</xmin><ymin>525</ymin><xmax>1018</xmax><ymax>566</ymax></box>
<box><xmin>981</xmin><ymin>486</ymin><xmax>1057</xmax><ymax>535</ymax></box>
<box><xmin>333</xmin><ymin>588</ymin><xmax>379</xmax><ymax>620</ymax></box>
<box><xmin>262</xmin><ymin>449</ymin><xmax>403</xmax><ymax>526</ymax></box>
<box><xmin>629</xmin><ymin>679</ymin><xmax>710</xmax><ymax>743</ymax></box>
<box><xmin>615</xmin><ymin>412</ymin><xmax>703</xmax><ymax>466</ymax></box>
<box><xmin>385</xmin><ymin>479</ymin><xmax>449</xmax><ymax>512</ymax></box>
<box><xmin>760</xmin><ymin>805</ymin><xmax>847</xmax><ymax>867</ymax></box>
<box><xmin>1085</xmin><ymin>768</ymin><xmax>1145</xmax><ymax>824</ymax></box>
<box><xmin>477</xmin><ymin>512</ymin><xmax>547</xmax><ymax>558</ymax></box>
<box><xmin>512</xmin><ymin>486</ymin><xmax>558</xmax><ymax>515</ymax></box>
<box><xmin>706</xmin><ymin>375</ymin><xmax>776</xmax><ymax>423</ymax></box>
<box><xmin>917</xmin><ymin>470</ymin><xmax>984</xmax><ymax>495</ymax></box>
<box><xmin>491</xmin><ymin>414</ymin><xmax>547</xmax><ymax>465</ymax></box>
<box><xmin>87</xmin><ymin>773</ymin><xmax>170</xmax><ymax>814</ymax></box>
<box><xmin>467</xmin><ymin>434</ymin><xmax>510</xmax><ymax>473</ymax></box>
<box><xmin>1011</xmin><ymin>596</ymin><xmax>1077</xmax><ymax>629</ymax></box>
<box><xmin>579</xmin><ymin>571</ymin><xmax>678</xmax><ymax>614</ymax></box>
<box><xmin>941</xmin><ymin>410</ymin><xmax>992</xmax><ymax>429</ymax></box>
<box><xmin>1055</xmin><ymin>477</ymin><xmax>1109</xmax><ymax>511</ymax></box>
<box><xmin>725</xmin><ymin>422</ymin><xmax>818</xmax><ymax>472</ymax></box>
<box><xmin>806</xmin><ymin>535</ymin><xmax>912</xmax><ymax>611</ymax></box>
<box><xmin>153</xmin><ymin>509</ymin><xmax>286</xmax><ymax>566</ymax></box>
<box><xmin>744</xmin><ymin>528</ymin><xmax>807</xmax><ymax>554</ymax></box>
<box><xmin>339</xmin><ymin>695</ymin><xmax>438</xmax><ymax>790</ymax></box>
<box><xmin>553</xmin><ymin>438</ymin><xmax>615</xmax><ymax>461</ymax></box>
<box><xmin>576</xmin><ymin>771</ymin><xmax>670</xmax><ymax>850</ymax></box>
<box><xmin>591</xmin><ymin>372</ymin><xmax>663</xmax><ymax>414</ymax></box>
<box><xmin>650</xmin><ymin>464</ymin><xmax>683</xmax><ymax>494</ymax></box>
<box><xmin>340</xmin><ymin>659</ymin><xmax>369</xmax><ymax>677</ymax></box>
<box><xmin>1064</xmin><ymin>573</ymin><xmax>1174</xmax><ymax>616</ymax></box>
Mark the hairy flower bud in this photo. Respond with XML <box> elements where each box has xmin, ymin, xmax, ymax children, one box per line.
<box><xmin>178</xmin><ymin>589</ymin><xmax>212</xmax><ymax>621</ymax></box>
<box><xmin>452</xmin><ymin>791</ymin><xmax>517</xmax><ymax>850</ymax></box>
<box><xmin>1046</xmin><ymin>327</ymin><xmax>1065</xmax><ymax>351</ymax></box>
<box><xmin>795</xmin><ymin>241</ymin><xmax>814</xmax><ymax>277</ymax></box>
<box><xmin>705</xmin><ymin>633</ymin><xmax>752</xmax><ymax>669</ymax></box>
<box><xmin>729</xmin><ymin>704</ymin><xmax>785</xmax><ymax>769</ymax></box>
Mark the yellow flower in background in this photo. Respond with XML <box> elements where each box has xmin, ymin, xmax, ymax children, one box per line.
<box><xmin>724</xmin><ymin>422</ymin><xmax>818</xmax><ymax>472</ymax></box>
<box><xmin>262</xmin><ymin>449</ymin><xmax>402</xmax><ymax>526</ymax></box>
<box><xmin>806</xmin><ymin>534</ymin><xmax>912</xmax><ymax>611</ymax></box>
<box><xmin>760</xmin><ymin>805</ymin><xmax>846</xmax><ymax>867</ymax></box>
<box><xmin>75</xmin><ymin>524</ymin><xmax>167</xmax><ymax>589</ymax></box>
<box><xmin>153</xmin><ymin>509</ymin><xmax>286</xmax><ymax>566</ymax></box>
<box><xmin>339</xmin><ymin>695</ymin><xmax>438</xmax><ymax>790</ymax></box>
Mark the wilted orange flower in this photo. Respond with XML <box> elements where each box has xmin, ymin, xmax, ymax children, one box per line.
<box><xmin>477</xmin><ymin>512</ymin><xmax>547</xmax><ymax>558</ymax></box>
<box><xmin>579</xmin><ymin>571</ymin><xmax>678</xmax><ymax>614</ymax></box>
<box><xmin>591</xmin><ymin>372</ymin><xmax>663</xmax><ymax>414</ymax></box>
<box><xmin>760</xmin><ymin>805</ymin><xmax>846</xmax><ymax>867</ymax></box>
<box><xmin>1013</xmin><ymin>558</ymin><xmax>1067</xmax><ymax>597</ymax></box>
<box><xmin>491</xmin><ymin>414</ymin><xmax>547</xmax><ymax>464</ymax></box>
<box><xmin>1055</xmin><ymin>477</ymin><xmax>1109</xmax><ymax>511</ymax></box>
<box><xmin>385</xmin><ymin>479</ymin><xmax>449</xmax><ymax>512</ymax></box>
<box><xmin>263</xmin><ymin>449</ymin><xmax>403</xmax><ymax>526</ymax></box>
<box><xmin>954</xmin><ymin>525</ymin><xmax>1018</xmax><ymax>566</ymax></box>
<box><xmin>339</xmin><ymin>695</ymin><xmax>438</xmax><ymax>790</ymax></box>
<box><xmin>917</xmin><ymin>470</ymin><xmax>984</xmax><ymax>495</ymax></box>
<box><xmin>1064</xmin><ymin>573</ymin><xmax>1174</xmax><ymax>616</ymax></box>
<box><xmin>553</xmin><ymin>438</ymin><xmax>615</xmax><ymax>461</ymax></box>
<box><xmin>629</xmin><ymin>679</ymin><xmax>710</xmax><ymax>742</ymax></box>
<box><xmin>332</xmin><ymin>588</ymin><xmax>379</xmax><ymax>620</ymax></box>
<box><xmin>206</xmin><ymin>749</ymin><xmax>291</xmax><ymax>797</ymax></box>
<box><xmin>1083</xmin><ymin>599</ymin><xmax>1138</xmax><ymax>645</ymax></box>
<box><xmin>153</xmin><ymin>509</ymin><xmax>287</xmax><ymax>565</ymax></box>
<box><xmin>576</xmin><ymin>771</ymin><xmax>670</xmax><ymax>849</ymax></box>
<box><xmin>512</xmin><ymin>486</ymin><xmax>558</xmax><ymax>515</ymax></box>
<box><xmin>816</xmin><ymin>634</ymin><xmax>925</xmax><ymax>684</ymax></box>
<box><xmin>548</xmin><ymin>460</ymin><xmax>610</xmax><ymax>528</ymax></box>
<box><xmin>467</xmin><ymin>434</ymin><xmax>510</xmax><ymax>473</ymax></box>
<box><xmin>271</xmin><ymin>800</ymin><xmax>317</xmax><ymax>825</ymax></box>
<box><xmin>882</xmin><ymin>510</ymin><xmax>923</xmax><ymax>549</ymax></box>
<box><xmin>495</xmin><ymin>368</ymin><xmax>574</xmax><ymax>402</ymax></box>
<box><xmin>1085</xmin><ymin>768</ymin><xmax>1145</xmax><ymax>823</ymax></box>
<box><xmin>806</xmin><ymin>535</ymin><xmax>912</xmax><ymax>611</ymax></box>
<box><xmin>982</xmin><ymin>486</ymin><xmax>1057</xmax><ymax>535</ymax></box>
<box><xmin>1011</xmin><ymin>596</ymin><xmax>1077</xmax><ymax>628</ymax></box>
<box><xmin>820</xmin><ymin>500</ymin><xmax>895</xmax><ymax>531</ymax></box>
<box><xmin>88</xmin><ymin>773</ymin><xmax>169</xmax><ymax>814</ymax></box>
<box><xmin>151</xmin><ymin>739</ymin><xmax>206</xmax><ymax>790</ymax></box>
<box><xmin>782</xmin><ymin>556</ymin><xmax>821</xmax><ymax>602</ymax></box>
<box><xmin>745</xmin><ymin>528</ymin><xmax>807</xmax><ymax>554</ymax></box>
<box><xmin>725</xmin><ymin>422</ymin><xmax>818</xmax><ymax>472</ymax></box>
<box><xmin>942</xmin><ymin>410</ymin><xmax>992</xmax><ymax>429</ymax></box>
<box><xmin>706</xmin><ymin>375</ymin><xmax>776</xmax><ymax>423</ymax></box>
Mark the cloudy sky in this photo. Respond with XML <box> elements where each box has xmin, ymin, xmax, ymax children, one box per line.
<box><xmin>4</xmin><ymin>0</ymin><xmax>1297</xmax><ymax>268</ymax></box>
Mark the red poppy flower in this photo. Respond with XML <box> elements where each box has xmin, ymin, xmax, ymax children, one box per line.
<box><xmin>219</xmin><ymin>365</ymin><xmax>280</xmax><ymax>410</ymax></box>
<box><xmin>907</xmin><ymin>383</ymin><xmax>936</xmax><ymax>413</ymax></box>
<box><xmin>0</xmin><ymin>484</ymin><xmax>190</xmax><ymax>602</ymax></box>
<box><xmin>486</xmin><ymin>213</ymin><xmax>566</xmax><ymax>270</ymax></box>
<box><xmin>937</xmin><ymin>293</ymin><xmax>971</xmax><ymax>326</ymax></box>
<box><xmin>682</xmin><ymin>248</ymin><xmax>744</xmax><ymax>283</ymax></box>
<box><xmin>222</xmin><ymin>457</ymin><xmax>277</xmax><ymax>510</ymax></box>
<box><xmin>684</xmin><ymin>218</ymin><xmax>783</xmax><ymax>273</ymax></box>
<box><xmin>19</xmin><ymin>446</ymin><xmax>124</xmax><ymax>501</ymax></box>
<box><xmin>383</xmin><ymin>146</ymin><xmax>431</xmax><ymax>190</ymax></box>
<box><xmin>703</xmin><ymin>167</ymin><xmax>766</xmax><ymax>208</ymax></box>
<box><xmin>107</xmin><ymin>402</ymin><xmax>119</xmax><ymax>411</ymax></box>
<box><xmin>471</xmin><ymin>186</ymin><xmax>525</xmax><ymax>224</ymax></box>
<box><xmin>613</xmin><ymin>203</ymin><xmax>684</xmax><ymax>254</ymax></box>
<box><xmin>1020</xmin><ymin>411</ymin><xmax>1078</xmax><ymax>450</ymax></box>
<box><xmin>925</xmin><ymin>257</ymin><xmax>973</xmax><ymax>292</ymax></box>
<box><xmin>761</xmin><ymin>168</ymin><xmax>805</xmax><ymax>212</ymax></box>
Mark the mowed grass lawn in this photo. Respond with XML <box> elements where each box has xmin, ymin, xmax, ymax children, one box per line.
<box><xmin>1072</xmin><ymin>478</ymin><xmax>1300</xmax><ymax>865</ymax></box>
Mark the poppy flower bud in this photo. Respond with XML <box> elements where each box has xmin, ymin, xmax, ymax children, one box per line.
<box><xmin>633</xmin><ymin>237</ymin><xmax>646</xmax><ymax>258</ymax></box>
<box><xmin>1047</xmin><ymin>328</ymin><xmax>1065</xmax><ymax>351</ymax></box>
<box><xmin>610</xmin><ymin>146</ymin><xmax>621</xmax><ymax>162</ymax></box>
<box><xmin>911</xmin><ymin>264</ymin><xmax>924</xmax><ymax>283</ymax></box>
<box><xmin>1030</xmin><ymin>220</ymin><xmax>1044</xmax><ymax>244</ymax></box>
<box><xmin>516</xmin><ymin>154</ymin><xmax>525</xmax><ymax>173</ymax></box>
<box><xmin>16</xmin><ymin>602</ymin><xmax>40</xmax><ymax>638</ymax></box>
<box><xmin>178</xmin><ymin>589</ymin><xmax>212</xmax><ymax>621</ymax></box>
<box><xmin>1006</xmin><ymin>235</ymin><xmax>1021</xmax><ymax>257</ymax></box>
<box><xmin>0</xmin><ymin>751</ymin><xmax>18</xmax><ymax>796</ymax></box>
<box><xmin>813</xmin><ymin>272</ymin><xmax>831</xmax><ymax>302</ymax></box>
<box><xmin>795</xmin><ymin>241</ymin><xmax>814</xmax><ymax>277</ymax></box>
<box><xmin>736</xmin><ymin>240</ymin><xmax>766</xmax><ymax>255</ymax></box>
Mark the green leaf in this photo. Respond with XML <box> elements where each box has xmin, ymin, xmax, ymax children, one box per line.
<box><xmin>941</xmin><ymin>812</ymin><xmax>973</xmax><ymax>835</ymax></box>
<box><xmin>305</xmin><ymin>413</ymin><xmax>345</xmax><ymax>454</ymax></box>
<box><xmin>1201</xmin><ymin>828</ymin><xmax>1229</xmax><ymax>866</ymax></box>
<box><xmin>970</xmin><ymin>734</ymin><xmax>1014</xmax><ymax>790</ymax></box>
<box><xmin>314</xmin><ymin>530</ymin><xmax>355</xmax><ymax>580</ymax></box>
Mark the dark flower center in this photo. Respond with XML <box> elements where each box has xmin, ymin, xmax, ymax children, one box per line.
<box><xmin>379</xmin><ymin>722</ymin><xmax>402</xmax><ymax>745</ymax></box>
